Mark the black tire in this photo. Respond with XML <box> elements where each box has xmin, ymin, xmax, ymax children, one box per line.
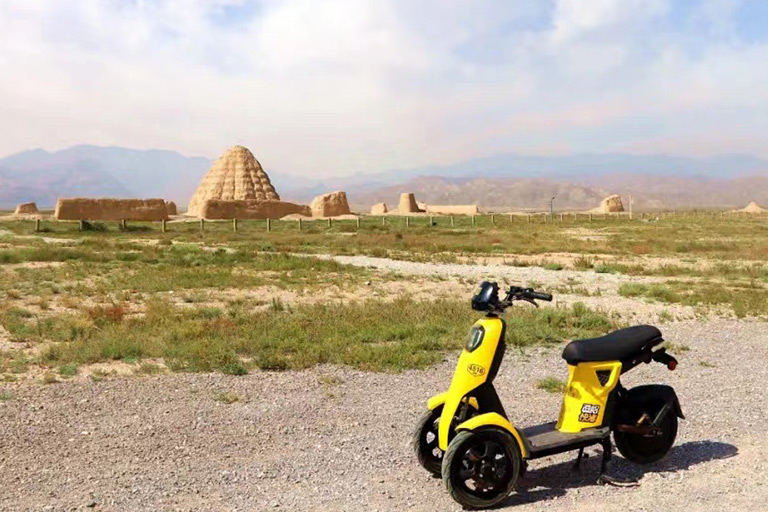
<box><xmin>442</xmin><ymin>428</ymin><xmax>522</xmax><ymax>510</ymax></box>
<box><xmin>412</xmin><ymin>407</ymin><xmax>445</xmax><ymax>476</ymax></box>
<box><xmin>615</xmin><ymin>401</ymin><xmax>678</xmax><ymax>464</ymax></box>
<box><xmin>412</xmin><ymin>405</ymin><xmax>478</xmax><ymax>477</ymax></box>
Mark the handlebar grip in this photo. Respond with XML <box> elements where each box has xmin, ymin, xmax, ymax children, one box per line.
<box><xmin>529</xmin><ymin>291</ymin><xmax>553</xmax><ymax>302</ymax></box>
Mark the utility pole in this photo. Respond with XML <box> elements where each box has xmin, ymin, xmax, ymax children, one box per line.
<box><xmin>549</xmin><ymin>197</ymin><xmax>555</xmax><ymax>220</ymax></box>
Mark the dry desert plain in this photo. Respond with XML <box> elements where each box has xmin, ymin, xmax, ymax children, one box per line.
<box><xmin>1</xmin><ymin>213</ymin><xmax>768</xmax><ymax>511</ymax></box>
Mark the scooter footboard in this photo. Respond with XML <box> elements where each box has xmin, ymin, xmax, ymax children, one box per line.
<box><xmin>456</xmin><ymin>413</ymin><xmax>529</xmax><ymax>458</ymax></box>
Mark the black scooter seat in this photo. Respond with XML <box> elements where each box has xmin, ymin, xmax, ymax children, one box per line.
<box><xmin>562</xmin><ymin>325</ymin><xmax>663</xmax><ymax>365</ymax></box>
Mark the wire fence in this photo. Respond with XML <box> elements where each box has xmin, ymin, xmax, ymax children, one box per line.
<box><xmin>7</xmin><ymin>209</ymin><xmax>767</xmax><ymax>236</ymax></box>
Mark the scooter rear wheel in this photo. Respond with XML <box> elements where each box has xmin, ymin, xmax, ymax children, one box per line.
<box><xmin>615</xmin><ymin>401</ymin><xmax>678</xmax><ymax>464</ymax></box>
<box><xmin>442</xmin><ymin>428</ymin><xmax>522</xmax><ymax>510</ymax></box>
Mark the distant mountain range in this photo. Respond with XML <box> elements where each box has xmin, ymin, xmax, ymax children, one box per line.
<box><xmin>0</xmin><ymin>146</ymin><xmax>211</xmax><ymax>208</ymax></box>
<box><xmin>2</xmin><ymin>145</ymin><xmax>768</xmax><ymax>210</ymax></box>
<box><xmin>348</xmin><ymin>174</ymin><xmax>768</xmax><ymax>211</ymax></box>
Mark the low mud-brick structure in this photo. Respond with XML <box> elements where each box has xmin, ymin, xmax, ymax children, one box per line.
<box><xmin>199</xmin><ymin>199</ymin><xmax>310</xmax><ymax>220</ymax></box>
<box><xmin>14</xmin><ymin>202</ymin><xmax>39</xmax><ymax>215</ymax></box>
<box><xmin>591</xmin><ymin>195</ymin><xmax>625</xmax><ymax>213</ymax></box>
<box><xmin>398</xmin><ymin>193</ymin><xmax>422</xmax><ymax>213</ymax></box>
<box><xmin>370</xmin><ymin>202</ymin><xmax>388</xmax><ymax>215</ymax></box>
<box><xmin>54</xmin><ymin>198</ymin><xmax>169</xmax><ymax>221</ymax></box>
<box><xmin>310</xmin><ymin>191</ymin><xmax>351</xmax><ymax>217</ymax></box>
<box><xmin>425</xmin><ymin>205</ymin><xmax>479</xmax><ymax>215</ymax></box>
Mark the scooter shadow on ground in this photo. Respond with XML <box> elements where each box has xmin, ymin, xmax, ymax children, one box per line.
<box><xmin>498</xmin><ymin>440</ymin><xmax>739</xmax><ymax>509</ymax></box>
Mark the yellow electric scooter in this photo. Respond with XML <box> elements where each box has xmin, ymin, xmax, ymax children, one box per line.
<box><xmin>412</xmin><ymin>282</ymin><xmax>683</xmax><ymax>509</ymax></box>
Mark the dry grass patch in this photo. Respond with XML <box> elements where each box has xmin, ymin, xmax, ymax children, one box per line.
<box><xmin>1</xmin><ymin>298</ymin><xmax>620</xmax><ymax>375</ymax></box>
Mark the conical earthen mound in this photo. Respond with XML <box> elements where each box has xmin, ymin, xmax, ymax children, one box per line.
<box><xmin>738</xmin><ymin>201</ymin><xmax>767</xmax><ymax>213</ymax></box>
<box><xmin>188</xmin><ymin>146</ymin><xmax>280</xmax><ymax>217</ymax></box>
<box><xmin>589</xmin><ymin>194</ymin><xmax>624</xmax><ymax>213</ymax></box>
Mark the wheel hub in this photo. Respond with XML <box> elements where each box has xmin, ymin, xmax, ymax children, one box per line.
<box><xmin>463</xmin><ymin>442</ymin><xmax>509</xmax><ymax>492</ymax></box>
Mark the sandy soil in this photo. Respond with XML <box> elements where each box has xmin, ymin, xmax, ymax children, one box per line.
<box><xmin>1</xmin><ymin>320</ymin><xmax>765</xmax><ymax>511</ymax></box>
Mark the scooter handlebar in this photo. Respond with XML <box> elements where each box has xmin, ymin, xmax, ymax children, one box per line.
<box><xmin>527</xmin><ymin>290</ymin><xmax>553</xmax><ymax>302</ymax></box>
<box><xmin>508</xmin><ymin>286</ymin><xmax>553</xmax><ymax>302</ymax></box>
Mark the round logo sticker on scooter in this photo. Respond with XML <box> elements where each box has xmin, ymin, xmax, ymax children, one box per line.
<box><xmin>467</xmin><ymin>364</ymin><xmax>486</xmax><ymax>377</ymax></box>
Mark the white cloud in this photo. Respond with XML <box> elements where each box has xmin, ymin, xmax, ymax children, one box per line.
<box><xmin>0</xmin><ymin>0</ymin><xmax>767</xmax><ymax>177</ymax></box>
<box><xmin>551</xmin><ymin>0</ymin><xmax>669</xmax><ymax>43</ymax></box>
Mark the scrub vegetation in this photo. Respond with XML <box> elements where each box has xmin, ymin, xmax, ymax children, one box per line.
<box><xmin>5</xmin><ymin>212</ymin><xmax>768</xmax><ymax>263</ymax></box>
<box><xmin>0</xmin><ymin>298</ymin><xmax>619</xmax><ymax>374</ymax></box>
<box><xmin>618</xmin><ymin>280</ymin><xmax>768</xmax><ymax>318</ymax></box>
<box><xmin>536</xmin><ymin>377</ymin><xmax>567</xmax><ymax>394</ymax></box>
<box><xmin>3</xmin><ymin>212</ymin><xmax>768</xmax><ymax>379</ymax></box>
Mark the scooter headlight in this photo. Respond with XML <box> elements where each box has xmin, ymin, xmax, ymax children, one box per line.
<box><xmin>466</xmin><ymin>325</ymin><xmax>485</xmax><ymax>352</ymax></box>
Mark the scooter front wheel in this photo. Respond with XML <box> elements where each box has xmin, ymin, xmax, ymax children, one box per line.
<box><xmin>412</xmin><ymin>407</ymin><xmax>445</xmax><ymax>477</ymax></box>
<box><xmin>412</xmin><ymin>404</ymin><xmax>478</xmax><ymax>477</ymax></box>
<box><xmin>442</xmin><ymin>428</ymin><xmax>522</xmax><ymax>510</ymax></box>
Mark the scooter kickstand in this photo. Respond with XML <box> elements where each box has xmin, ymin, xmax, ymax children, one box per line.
<box><xmin>597</xmin><ymin>438</ymin><xmax>639</xmax><ymax>488</ymax></box>
<box><xmin>572</xmin><ymin>447</ymin><xmax>585</xmax><ymax>471</ymax></box>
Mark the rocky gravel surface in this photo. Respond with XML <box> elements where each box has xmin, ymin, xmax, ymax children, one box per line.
<box><xmin>326</xmin><ymin>254</ymin><xmax>699</xmax><ymax>322</ymax></box>
<box><xmin>327</xmin><ymin>254</ymin><xmax>647</xmax><ymax>285</ymax></box>
<box><xmin>2</xmin><ymin>320</ymin><xmax>766</xmax><ymax>511</ymax></box>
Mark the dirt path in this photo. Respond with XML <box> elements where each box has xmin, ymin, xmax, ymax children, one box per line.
<box><xmin>1</xmin><ymin>320</ymin><xmax>765</xmax><ymax>511</ymax></box>
<box><xmin>319</xmin><ymin>254</ymin><xmax>699</xmax><ymax>322</ymax></box>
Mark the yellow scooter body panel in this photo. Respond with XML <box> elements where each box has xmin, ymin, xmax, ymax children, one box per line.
<box><xmin>436</xmin><ymin>316</ymin><xmax>504</xmax><ymax>451</ymax></box>
<box><xmin>556</xmin><ymin>361</ymin><xmax>622</xmax><ymax>433</ymax></box>
<box><xmin>427</xmin><ymin>392</ymin><xmax>478</xmax><ymax>412</ymax></box>
<box><xmin>456</xmin><ymin>413</ymin><xmax>528</xmax><ymax>458</ymax></box>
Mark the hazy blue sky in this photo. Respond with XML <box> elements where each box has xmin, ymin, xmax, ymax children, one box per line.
<box><xmin>1</xmin><ymin>0</ymin><xmax>767</xmax><ymax>175</ymax></box>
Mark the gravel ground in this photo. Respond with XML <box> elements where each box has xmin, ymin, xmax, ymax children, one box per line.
<box><xmin>2</xmin><ymin>320</ymin><xmax>766</xmax><ymax>511</ymax></box>
<box><xmin>327</xmin><ymin>254</ymin><xmax>645</xmax><ymax>285</ymax></box>
<box><xmin>325</xmin><ymin>254</ymin><xmax>699</xmax><ymax>322</ymax></box>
